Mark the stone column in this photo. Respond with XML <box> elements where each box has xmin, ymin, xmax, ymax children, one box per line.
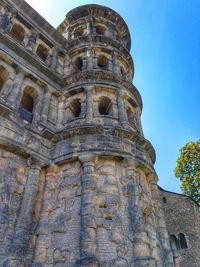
<box><xmin>6</xmin><ymin>68</ymin><xmax>26</xmax><ymax>109</ymax></box>
<box><xmin>25</xmin><ymin>30</ymin><xmax>38</xmax><ymax>51</ymax></box>
<box><xmin>86</xmin><ymin>21</ymin><xmax>91</xmax><ymax>35</ymax></box>
<box><xmin>86</xmin><ymin>48</ymin><xmax>93</xmax><ymax>70</ymax></box>
<box><xmin>108</xmin><ymin>59</ymin><xmax>113</xmax><ymax>71</ymax></box>
<box><xmin>63</xmin><ymin>60</ymin><xmax>73</xmax><ymax>77</ymax></box>
<box><xmin>0</xmin><ymin>77</ymin><xmax>13</xmax><ymax>101</ymax></box>
<box><xmin>149</xmin><ymin>176</ymin><xmax>174</xmax><ymax>267</ymax></box>
<box><xmin>124</xmin><ymin>158</ymin><xmax>152</xmax><ymax>266</ymax></box>
<box><xmin>112</xmin><ymin>51</ymin><xmax>120</xmax><ymax>75</ymax></box>
<box><xmin>117</xmin><ymin>89</ymin><xmax>128</xmax><ymax>127</ymax></box>
<box><xmin>8</xmin><ymin>158</ymin><xmax>42</xmax><ymax>265</ymax></box>
<box><xmin>40</xmin><ymin>88</ymin><xmax>51</xmax><ymax>124</ymax></box>
<box><xmin>51</xmin><ymin>47</ymin><xmax>58</xmax><ymax>71</ymax></box>
<box><xmin>32</xmin><ymin>91</ymin><xmax>44</xmax><ymax>126</ymax></box>
<box><xmin>57</xmin><ymin>96</ymin><xmax>65</xmax><ymax>130</ymax></box>
<box><xmin>85</xmin><ymin>85</ymin><xmax>93</xmax><ymax>124</ymax></box>
<box><xmin>78</xmin><ymin>154</ymin><xmax>98</xmax><ymax>266</ymax></box>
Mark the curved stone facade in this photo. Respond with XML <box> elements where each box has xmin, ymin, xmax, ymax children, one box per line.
<box><xmin>0</xmin><ymin>1</ymin><xmax>198</xmax><ymax>267</ymax></box>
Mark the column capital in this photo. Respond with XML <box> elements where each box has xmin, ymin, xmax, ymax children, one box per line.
<box><xmin>15</xmin><ymin>66</ymin><xmax>28</xmax><ymax>76</ymax></box>
<box><xmin>79</xmin><ymin>153</ymin><xmax>96</xmax><ymax>163</ymax></box>
<box><xmin>84</xmin><ymin>85</ymin><xmax>94</xmax><ymax>92</ymax></box>
<box><xmin>27</xmin><ymin>156</ymin><xmax>43</xmax><ymax>169</ymax></box>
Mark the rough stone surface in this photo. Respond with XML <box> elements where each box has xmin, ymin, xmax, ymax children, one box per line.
<box><xmin>0</xmin><ymin>0</ymin><xmax>199</xmax><ymax>266</ymax></box>
<box><xmin>159</xmin><ymin>188</ymin><xmax>200</xmax><ymax>267</ymax></box>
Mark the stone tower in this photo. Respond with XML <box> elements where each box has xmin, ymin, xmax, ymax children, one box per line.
<box><xmin>0</xmin><ymin>1</ymin><xmax>174</xmax><ymax>266</ymax></box>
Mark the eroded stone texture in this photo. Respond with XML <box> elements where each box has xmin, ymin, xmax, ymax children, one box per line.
<box><xmin>0</xmin><ymin>1</ymin><xmax>198</xmax><ymax>266</ymax></box>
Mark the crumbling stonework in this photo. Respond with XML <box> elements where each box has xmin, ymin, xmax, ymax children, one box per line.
<box><xmin>0</xmin><ymin>0</ymin><xmax>198</xmax><ymax>266</ymax></box>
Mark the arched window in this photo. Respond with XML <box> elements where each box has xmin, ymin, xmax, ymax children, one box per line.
<box><xmin>36</xmin><ymin>44</ymin><xmax>48</xmax><ymax>61</ymax></box>
<box><xmin>169</xmin><ymin>235</ymin><xmax>180</xmax><ymax>252</ymax></box>
<box><xmin>19</xmin><ymin>87</ymin><xmax>37</xmax><ymax>123</ymax></box>
<box><xmin>96</xmin><ymin>25</ymin><xmax>106</xmax><ymax>35</ymax></box>
<box><xmin>74</xmin><ymin>57</ymin><xmax>83</xmax><ymax>71</ymax></box>
<box><xmin>10</xmin><ymin>24</ymin><xmax>25</xmax><ymax>42</ymax></box>
<box><xmin>163</xmin><ymin>197</ymin><xmax>167</xmax><ymax>203</ymax></box>
<box><xmin>127</xmin><ymin>107</ymin><xmax>136</xmax><ymax>127</ymax></box>
<box><xmin>98</xmin><ymin>55</ymin><xmax>108</xmax><ymax>69</ymax></box>
<box><xmin>99</xmin><ymin>96</ymin><xmax>112</xmax><ymax>116</ymax></box>
<box><xmin>179</xmin><ymin>233</ymin><xmax>188</xmax><ymax>249</ymax></box>
<box><xmin>67</xmin><ymin>99</ymin><xmax>81</xmax><ymax>121</ymax></box>
<box><xmin>0</xmin><ymin>66</ymin><xmax>9</xmax><ymax>91</ymax></box>
<box><xmin>120</xmin><ymin>66</ymin><xmax>126</xmax><ymax>76</ymax></box>
<box><xmin>74</xmin><ymin>26</ymin><xmax>84</xmax><ymax>37</ymax></box>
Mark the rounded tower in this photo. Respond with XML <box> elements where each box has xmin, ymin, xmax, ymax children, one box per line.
<box><xmin>43</xmin><ymin>4</ymin><xmax>173</xmax><ymax>267</ymax></box>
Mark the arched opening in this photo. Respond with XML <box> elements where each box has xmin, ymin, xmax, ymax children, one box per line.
<box><xmin>96</xmin><ymin>25</ymin><xmax>106</xmax><ymax>35</ymax></box>
<box><xmin>0</xmin><ymin>66</ymin><xmax>9</xmax><ymax>91</ymax></box>
<box><xmin>97</xmin><ymin>55</ymin><xmax>108</xmax><ymax>69</ymax></box>
<box><xmin>74</xmin><ymin>57</ymin><xmax>83</xmax><ymax>71</ymax></box>
<box><xmin>67</xmin><ymin>98</ymin><xmax>81</xmax><ymax>121</ymax></box>
<box><xmin>169</xmin><ymin>235</ymin><xmax>180</xmax><ymax>252</ymax></box>
<box><xmin>19</xmin><ymin>87</ymin><xmax>37</xmax><ymax>123</ymax></box>
<box><xmin>99</xmin><ymin>96</ymin><xmax>112</xmax><ymax>116</ymax></box>
<box><xmin>179</xmin><ymin>233</ymin><xmax>188</xmax><ymax>249</ymax></box>
<box><xmin>74</xmin><ymin>26</ymin><xmax>84</xmax><ymax>37</ymax></box>
<box><xmin>127</xmin><ymin>107</ymin><xmax>136</xmax><ymax>127</ymax></box>
<box><xmin>120</xmin><ymin>66</ymin><xmax>126</xmax><ymax>76</ymax></box>
<box><xmin>10</xmin><ymin>24</ymin><xmax>25</xmax><ymax>42</ymax></box>
<box><xmin>36</xmin><ymin>44</ymin><xmax>48</xmax><ymax>61</ymax></box>
<box><xmin>163</xmin><ymin>197</ymin><xmax>167</xmax><ymax>203</ymax></box>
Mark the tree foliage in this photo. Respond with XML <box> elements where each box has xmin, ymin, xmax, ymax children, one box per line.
<box><xmin>175</xmin><ymin>139</ymin><xmax>200</xmax><ymax>205</ymax></box>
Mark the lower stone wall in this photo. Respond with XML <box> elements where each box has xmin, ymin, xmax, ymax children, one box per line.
<box><xmin>0</xmin><ymin>148</ymin><xmax>28</xmax><ymax>263</ymax></box>
<box><xmin>159</xmin><ymin>188</ymin><xmax>200</xmax><ymax>267</ymax></box>
<box><xmin>32</xmin><ymin>157</ymin><xmax>171</xmax><ymax>266</ymax></box>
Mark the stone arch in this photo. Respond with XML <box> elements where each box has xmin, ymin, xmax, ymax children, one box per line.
<box><xmin>19</xmin><ymin>86</ymin><xmax>38</xmax><ymax>123</ymax></box>
<box><xmin>36</xmin><ymin>43</ymin><xmax>48</xmax><ymax>61</ymax></box>
<box><xmin>10</xmin><ymin>23</ymin><xmax>25</xmax><ymax>42</ymax></box>
<box><xmin>97</xmin><ymin>54</ymin><xmax>108</xmax><ymax>69</ymax></box>
<box><xmin>99</xmin><ymin>96</ymin><xmax>112</xmax><ymax>116</ymax></box>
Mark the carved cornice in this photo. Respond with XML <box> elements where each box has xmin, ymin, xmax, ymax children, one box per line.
<box><xmin>53</xmin><ymin>125</ymin><xmax>155</xmax><ymax>163</ymax></box>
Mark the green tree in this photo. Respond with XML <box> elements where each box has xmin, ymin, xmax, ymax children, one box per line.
<box><xmin>175</xmin><ymin>139</ymin><xmax>200</xmax><ymax>205</ymax></box>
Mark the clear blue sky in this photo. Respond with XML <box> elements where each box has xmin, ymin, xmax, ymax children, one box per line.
<box><xmin>26</xmin><ymin>0</ymin><xmax>200</xmax><ymax>193</ymax></box>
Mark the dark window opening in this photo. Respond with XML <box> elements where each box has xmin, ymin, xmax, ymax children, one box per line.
<box><xmin>36</xmin><ymin>44</ymin><xmax>48</xmax><ymax>61</ymax></box>
<box><xmin>0</xmin><ymin>66</ymin><xmax>9</xmax><ymax>91</ymax></box>
<box><xmin>120</xmin><ymin>66</ymin><xmax>126</xmax><ymax>76</ymax></box>
<box><xmin>70</xmin><ymin>99</ymin><xmax>81</xmax><ymax>118</ymax></box>
<box><xmin>105</xmin><ymin>213</ymin><xmax>113</xmax><ymax>220</ymax></box>
<box><xmin>163</xmin><ymin>197</ymin><xmax>167</xmax><ymax>203</ymax></box>
<box><xmin>19</xmin><ymin>88</ymin><xmax>37</xmax><ymax>123</ymax></box>
<box><xmin>74</xmin><ymin>57</ymin><xmax>83</xmax><ymax>71</ymax></box>
<box><xmin>96</xmin><ymin>25</ymin><xmax>106</xmax><ymax>35</ymax></box>
<box><xmin>98</xmin><ymin>55</ymin><xmax>108</xmax><ymax>69</ymax></box>
<box><xmin>99</xmin><ymin>96</ymin><xmax>112</xmax><ymax>116</ymax></box>
<box><xmin>74</xmin><ymin>26</ymin><xmax>84</xmax><ymax>37</ymax></box>
<box><xmin>127</xmin><ymin>107</ymin><xmax>136</xmax><ymax>127</ymax></box>
<box><xmin>10</xmin><ymin>24</ymin><xmax>25</xmax><ymax>42</ymax></box>
<box><xmin>99</xmin><ymin>203</ymin><xmax>107</xmax><ymax>209</ymax></box>
<box><xmin>179</xmin><ymin>233</ymin><xmax>188</xmax><ymax>249</ymax></box>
